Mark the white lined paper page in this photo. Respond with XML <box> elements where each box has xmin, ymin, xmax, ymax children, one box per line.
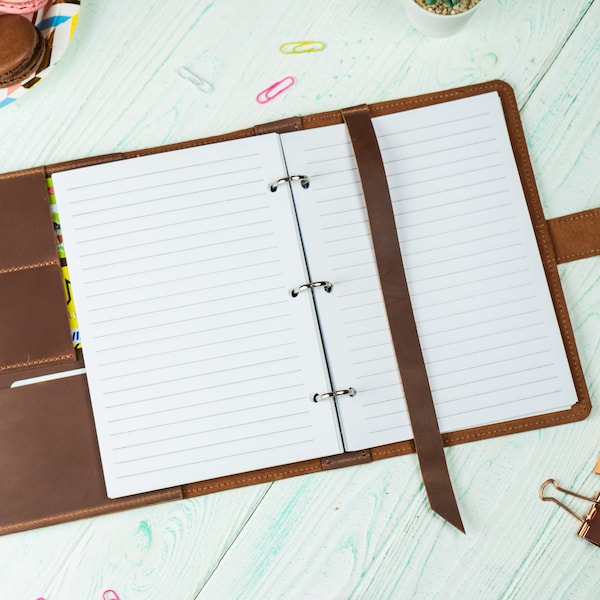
<box><xmin>281</xmin><ymin>92</ymin><xmax>578</xmax><ymax>450</ymax></box>
<box><xmin>53</xmin><ymin>133</ymin><xmax>342</xmax><ymax>498</ymax></box>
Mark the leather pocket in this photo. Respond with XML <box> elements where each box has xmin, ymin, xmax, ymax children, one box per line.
<box><xmin>0</xmin><ymin>169</ymin><xmax>75</xmax><ymax>375</ymax></box>
<box><xmin>0</xmin><ymin>375</ymin><xmax>182</xmax><ymax>534</ymax></box>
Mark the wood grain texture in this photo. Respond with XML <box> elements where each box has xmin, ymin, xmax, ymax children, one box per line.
<box><xmin>0</xmin><ymin>1</ymin><xmax>597</xmax><ymax>598</ymax></box>
<box><xmin>521</xmin><ymin>0</ymin><xmax>600</xmax><ymax>219</ymax></box>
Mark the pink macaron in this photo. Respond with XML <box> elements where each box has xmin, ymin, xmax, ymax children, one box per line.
<box><xmin>0</xmin><ymin>0</ymin><xmax>50</xmax><ymax>14</ymax></box>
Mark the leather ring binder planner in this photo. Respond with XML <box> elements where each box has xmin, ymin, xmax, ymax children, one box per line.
<box><xmin>0</xmin><ymin>80</ymin><xmax>595</xmax><ymax>535</ymax></box>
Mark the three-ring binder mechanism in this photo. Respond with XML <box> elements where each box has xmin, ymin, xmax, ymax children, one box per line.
<box><xmin>313</xmin><ymin>388</ymin><xmax>356</xmax><ymax>403</ymax></box>
<box><xmin>269</xmin><ymin>173</ymin><xmax>356</xmax><ymax>405</ymax></box>
<box><xmin>269</xmin><ymin>174</ymin><xmax>310</xmax><ymax>192</ymax></box>
<box><xmin>540</xmin><ymin>479</ymin><xmax>600</xmax><ymax>547</ymax></box>
<box><xmin>291</xmin><ymin>280</ymin><xmax>332</xmax><ymax>297</ymax></box>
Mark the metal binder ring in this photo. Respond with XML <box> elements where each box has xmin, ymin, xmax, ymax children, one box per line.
<box><xmin>270</xmin><ymin>174</ymin><xmax>310</xmax><ymax>192</ymax></box>
<box><xmin>291</xmin><ymin>280</ymin><xmax>333</xmax><ymax>297</ymax></box>
<box><xmin>313</xmin><ymin>388</ymin><xmax>356</xmax><ymax>402</ymax></box>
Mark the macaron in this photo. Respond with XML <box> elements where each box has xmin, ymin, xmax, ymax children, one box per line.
<box><xmin>0</xmin><ymin>0</ymin><xmax>50</xmax><ymax>14</ymax></box>
<box><xmin>0</xmin><ymin>14</ymin><xmax>45</xmax><ymax>88</ymax></box>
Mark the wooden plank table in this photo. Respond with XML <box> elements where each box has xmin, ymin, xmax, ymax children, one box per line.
<box><xmin>0</xmin><ymin>1</ymin><xmax>598</xmax><ymax>598</ymax></box>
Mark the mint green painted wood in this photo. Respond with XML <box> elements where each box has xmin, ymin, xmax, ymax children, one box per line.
<box><xmin>0</xmin><ymin>1</ymin><xmax>597</xmax><ymax>598</ymax></box>
<box><xmin>521</xmin><ymin>1</ymin><xmax>600</xmax><ymax>219</ymax></box>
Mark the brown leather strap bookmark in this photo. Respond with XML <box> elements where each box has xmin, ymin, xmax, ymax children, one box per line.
<box><xmin>342</xmin><ymin>105</ymin><xmax>464</xmax><ymax>533</ymax></box>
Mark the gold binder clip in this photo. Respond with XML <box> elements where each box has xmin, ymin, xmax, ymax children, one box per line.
<box><xmin>540</xmin><ymin>479</ymin><xmax>600</xmax><ymax>547</ymax></box>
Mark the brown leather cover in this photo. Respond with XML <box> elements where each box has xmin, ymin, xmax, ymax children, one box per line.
<box><xmin>0</xmin><ymin>376</ymin><xmax>181</xmax><ymax>535</ymax></box>
<box><xmin>0</xmin><ymin>169</ymin><xmax>74</xmax><ymax>374</ymax></box>
<box><xmin>0</xmin><ymin>80</ymin><xmax>593</xmax><ymax>534</ymax></box>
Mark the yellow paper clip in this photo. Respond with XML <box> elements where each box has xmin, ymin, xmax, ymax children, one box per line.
<box><xmin>279</xmin><ymin>41</ymin><xmax>326</xmax><ymax>54</ymax></box>
<box><xmin>177</xmin><ymin>67</ymin><xmax>214</xmax><ymax>93</ymax></box>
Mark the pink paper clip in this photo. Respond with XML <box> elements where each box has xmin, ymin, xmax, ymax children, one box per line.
<box><xmin>256</xmin><ymin>76</ymin><xmax>295</xmax><ymax>104</ymax></box>
<box><xmin>279</xmin><ymin>41</ymin><xmax>326</xmax><ymax>54</ymax></box>
<box><xmin>103</xmin><ymin>590</ymin><xmax>121</xmax><ymax>600</ymax></box>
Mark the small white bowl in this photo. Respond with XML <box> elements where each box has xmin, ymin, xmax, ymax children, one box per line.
<box><xmin>403</xmin><ymin>0</ymin><xmax>484</xmax><ymax>37</ymax></box>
